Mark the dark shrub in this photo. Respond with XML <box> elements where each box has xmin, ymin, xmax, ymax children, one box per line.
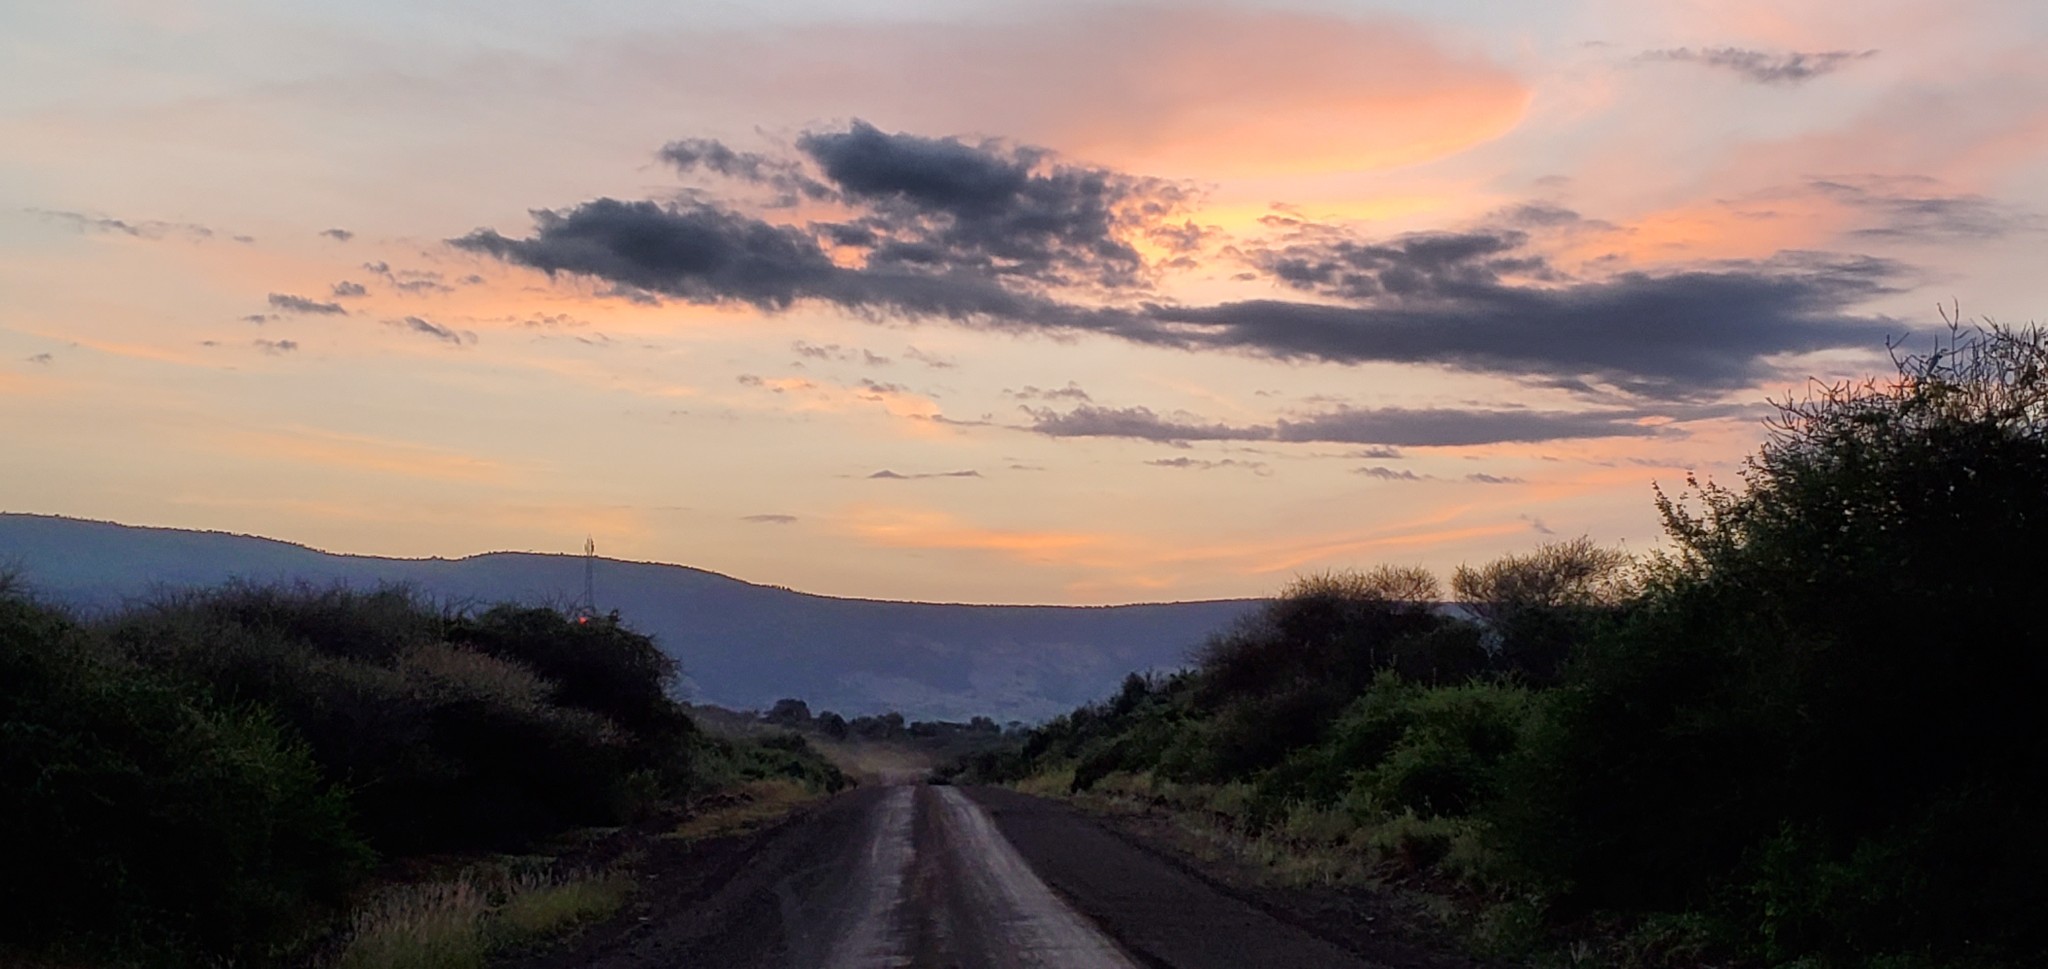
<box><xmin>106</xmin><ymin>587</ymin><xmax>654</xmax><ymax>853</ymax></box>
<box><xmin>448</xmin><ymin>606</ymin><xmax>691</xmax><ymax>752</ymax></box>
<box><xmin>1496</xmin><ymin>325</ymin><xmax>2048</xmax><ymax>965</ymax></box>
<box><xmin>0</xmin><ymin>595</ymin><xmax>367</xmax><ymax>966</ymax></box>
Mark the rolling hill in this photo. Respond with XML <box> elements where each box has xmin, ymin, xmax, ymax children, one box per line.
<box><xmin>0</xmin><ymin>513</ymin><xmax>1257</xmax><ymax>721</ymax></box>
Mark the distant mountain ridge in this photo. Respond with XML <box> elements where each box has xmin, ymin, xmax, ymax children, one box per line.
<box><xmin>0</xmin><ymin>513</ymin><xmax>1258</xmax><ymax>721</ymax></box>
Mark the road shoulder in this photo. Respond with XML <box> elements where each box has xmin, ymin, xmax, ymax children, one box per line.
<box><xmin>966</xmin><ymin>785</ymin><xmax>1502</xmax><ymax>969</ymax></box>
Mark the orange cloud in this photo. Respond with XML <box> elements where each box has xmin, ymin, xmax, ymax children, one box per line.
<box><xmin>730</xmin><ymin>8</ymin><xmax>1528</xmax><ymax>179</ymax></box>
<box><xmin>1027</xmin><ymin>10</ymin><xmax>1532</xmax><ymax>176</ymax></box>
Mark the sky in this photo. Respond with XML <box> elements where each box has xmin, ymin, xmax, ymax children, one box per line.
<box><xmin>3</xmin><ymin>0</ymin><xmax>2045</xmax><ymax>604</ymax></box>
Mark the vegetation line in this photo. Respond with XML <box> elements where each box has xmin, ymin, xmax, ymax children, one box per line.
<box><xmin>951</xmin><ymin>324</ymin><xmax>2048</xmax><ymax>969</ymax></box>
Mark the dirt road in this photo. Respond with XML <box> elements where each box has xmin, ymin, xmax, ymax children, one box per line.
<box><xmin>518</xmin><ymin>784</ymin><xmax>1469</xmax><ymax>968</ymax></box>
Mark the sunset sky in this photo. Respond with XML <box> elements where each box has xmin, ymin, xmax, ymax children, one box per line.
<box><xmin>4</xmin><ymin>0</ymin><xmax>2045</xmax><ymax>603</ymax></box>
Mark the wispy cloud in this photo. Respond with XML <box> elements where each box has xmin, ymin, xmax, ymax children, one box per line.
<box><xmin>1147</xmin><ymin>457</ymin><xmax>1269</xmax><ymax>473</ymax></box>
<box><xmin>741</xmin><ymin>513</ymin><xmax>798</xmax><ymax>524</ymax></box>
<box><xmin>1811</xmin><ymin>175</ymin><xmax>2031</xmax><ymax>240</ymax></box>
<box><xmin>1639</xmin><ymin>47</ymin><xmax>1877</xmax><ymax>85</ymax></box>
<box><xmin>868</xmin><ymin>469</ymin><xmax>982</xmax><ymax>480</ymax></box>
<box><xmin>903</xmin><ymin>347</ymin><xmax>958</xmax><ymax>369</ymax></box>
<box><xmin>1024</xmin><ymin>403</ymin><xmax>1671</xmax><ymax>447</ymax></box>
<box><xmin>392</xmin><ymin>316</ymin><xmax>476</xmax><ymax>346</ymax></box>
<box><xmin>30</xmin><ymin>208</ymin><xmax>228</xmax><ymax>242</ymax></box>
<box><xmin>1006</xmin><ymin>382</ymin><xmax>1093</xmax><ymax>402</ymax></box>
<box><xmin>268</xmin><ymin>293</ymin><xmax>348</xmax><ymax>315</ymax></box>
<box><xmin>791</xmin><ymin>340</ymin><xmax>891</xmax><ymax>365</ymax></box>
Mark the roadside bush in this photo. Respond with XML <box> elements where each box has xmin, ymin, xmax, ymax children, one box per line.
<box><xmin>690</xmin><ymin>730</ymin><xmax>847</xmax><ymax>795</ymax></box>
<box><xmin>108</xmin><ymin>591</ymin><xmax>639</xmax><ymax>852</ymax></box>
<box><xmin>1496</xmin><ymin>324</ymin><xmax>2048</xmax><ymax>965</ymax></box>
<box><xmin>0</xmin><ymin>594</ymin><xmax>368</xmax><ymax>966</ymax></box>
<box><xmin>1255</xmin><ymin>675</ymin><xmax>1531</xmax><ymax>821</ymax></box>
<box><xmin>448</xmin><ymin>606</ymin><xmax>692</xmax><ymax>752</ymax></box>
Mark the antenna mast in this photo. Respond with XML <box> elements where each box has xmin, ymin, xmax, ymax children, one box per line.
<box><xmin>581</xmin><ymin>536</ymin><xmax>597</xmax><ymax>621</ymax></box>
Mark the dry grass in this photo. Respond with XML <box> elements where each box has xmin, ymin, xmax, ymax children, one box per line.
<box><xmin>333</xmin><ymin>867</ymin><xmax>629</xmax><ymax>969</ymax></box>
<box><xmin>336</xmin><ymin>880</ymin><xmax>492</xmax><ymax>969</ymax></box>
<box><xmin>491</xmin><ymin>872</ymin><xmax>632</xmax><ymax>949</ymax></box>
<box><xmin>665</xmin><ymin>778</ymin><xmax>819</xmax><ymax>842</ymax></box>
<box><xmin>1060</xmin><ymin>770</ymin><xmax>1487</xmax><ymax>890</ymax></box>
<box><xmin>1010</xmin><ymin>766</ymin><xmax>1076</xmax><ymax>798</ymax></box>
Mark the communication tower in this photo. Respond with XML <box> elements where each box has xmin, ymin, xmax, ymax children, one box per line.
<box><xmin>578</xmin><ymin>536</ymin><xmax>597</xmax><ymax>623</ymax></box>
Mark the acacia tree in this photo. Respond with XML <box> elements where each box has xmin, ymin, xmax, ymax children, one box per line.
<box><xmin>1451</xmin><ymin>536</ymin><xmax>1632</xmax><ymax>679</ymax></box>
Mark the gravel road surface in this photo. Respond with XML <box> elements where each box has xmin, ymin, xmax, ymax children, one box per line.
<box><xmin>516</xmin><ymin>784</ymin><xmax>1409</xmax><ymax>968</ymax></box>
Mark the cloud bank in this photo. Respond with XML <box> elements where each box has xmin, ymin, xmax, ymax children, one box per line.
<box><xmin>454</xmin><ymin>122</ymin><xmax>1904</xmax><ymax>403</ymax></box>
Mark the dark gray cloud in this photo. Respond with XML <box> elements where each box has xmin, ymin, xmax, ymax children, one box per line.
<box><xmin>253</xmin><ymin>339</ymin><xmax>299</xmax><ymax>355</ymax></box>
<box><xmin>267</xmin><ymin>293</ymin><xmax>347</xmax><ymax>315</ymax></box>
<box><xmin>660</xmin><ymin>138</ymin><xmax>833</xmax><ymax>205</ymax></box>
<box><xmin>1025</xmin><ymin>403</ymin><xmax>1669</xmax><ymax>447</ymax></box>
<box><xmin>856</xmin><ymin>378</ymin><xmax>912</xmax><ymax>397</ymax></box>
<box><xmin>394</xmin><ymin>316</ymin><xmax>475</xmax><ymax>346</ymax></box>
<box><xmin>793</xmin><ymin>120</ymin><xmax>1196</xmax><ymax>288</ymax></box>
<box><xmin>868</xmin><ymin>469</ymin><xmax>982</xmax><ymax>480</ymax></box>
<box><xmin>741</xmin><ymin>513</ymin><xmax>799</xmax><ymax>524</ymax></box>
<box><xmin>1024</xmin><ymin>405</ymin><xmax>1269</xmax><ymax>446</ymax></box>
<box><xmin>320</xmin><ymin>228</ymin><xmax>354</xmax><ymax>242</ymax></box>
<box><xmin>457</xmin><ymin>120</ymin><xmax>1193</xmax><ymax>300</ymax></box>
<box><xmin>1157</xmin><ymin>251</ymin><xmax>1900</xmax><ymax>399</ymax></box>
<box><xmin>1357</xmin><ymin>466</ymin><xmax>1424</xmax><ymax>481</ymax></box>
<box><xmin>1496</xmin><ymin>202</ymin><xmax>1594</xmax><ymax>229</ymax></box>
<box><xmin>453</xmin><ymin>198</ymin><xmax>838</xmax><ymax>307</ymax></box>
<box><xmin>455</xmin><ymin>126</ymin><xmax>1903</xmax><ymax>400</ymax></box>
<box><xmin>1465</xmin><ymin>472</ymin><xmax>1524</xmax><ymax>484</ymax></box>
<box><xmin>1520</xmin><ymin>514</ymin><xmax>1556</xmax><ymax>534</ymax></box>
<box><xmin>1273</xmin><ymin>407</ymin><xmax>1664</xmax><ymax>446</ymax></box>
<box><xmin>331</xmin><ymin>280</ymin><xmax>368</xmax><ymax>298</ymax></box>
<box><xmin>1347</xmin><ymin>446</ymin><xmax>1403</xmax><ymax>459</ymax></box>
<box><xmin>25</xmin><ymin>353</ymin><xmax>53</xmax><ymax>365</ymax></box>
<box><xmin>1246</xmin><ymin>228</ymin><xmax>1555</xmax><ymax>302</ymax></box>
<box><xmin>1640</xmin><ymin>47</ymin><xmax>1877</xmax><ymax>85</ymax></box>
